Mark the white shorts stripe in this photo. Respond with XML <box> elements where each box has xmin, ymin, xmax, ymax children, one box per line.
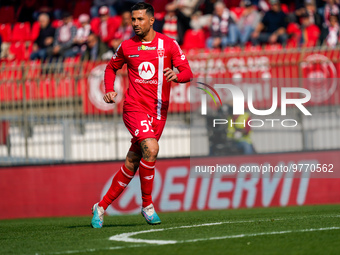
<box><xmin>157</xmin><ymin>38</ymin><xmax>164</xmax><ymax>120</ymax></box>
<box><xmin>140</xmin><ymin>160</ymin><xmax>155</xmax><ymax>169</ymax></box>
<box><xmin>121</xmin><ymin>167</ymin><xmax>134</xmax><ymax>179</ymax></box>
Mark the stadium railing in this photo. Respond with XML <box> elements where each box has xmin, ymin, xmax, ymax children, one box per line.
<box><xmin>0</xmin><ymin>46</ymin><xmax>340</xmax><ymax>165</ymax></box>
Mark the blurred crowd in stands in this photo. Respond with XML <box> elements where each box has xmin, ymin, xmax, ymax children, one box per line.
<box><xmin>0</xmin><ymin>0</ymin><xmax>340</xmax><ymax>62</ymax></box>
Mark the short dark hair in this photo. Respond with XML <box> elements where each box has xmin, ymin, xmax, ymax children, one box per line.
<box><xmin>131</xmin><ymin>2</ymin><xmax>154</xmax><ymax>17</ymax></box>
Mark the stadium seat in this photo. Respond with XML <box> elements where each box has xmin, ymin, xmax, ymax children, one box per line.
<box><xmin>39</xmin><ymin>79</ymin><xmax>57</xmax><ymax>99</ymax></box>
<box><xmin>304</xmin><ymin>25</ymin><xmax>321</xmax><ymax>47</ymax></box>
<box><xmin>12</xmin><ymin>22</ymin><xmax>31</xmax><ymax>42</ymax></box>
<box><xmin>76</xmin><ymin>78</ymin><xmax>86</xmax><ymax>96</ymax></box>
<box><xmin>245</xmin><ymin>45</ymin><xmax>262</xmax><ymax>52</ymax></box>
<box><xmin>182</xmin><ymin>29</ymin><xmax>206</xmax><ymax>50</ymax></box>
<box><xmin>52</xmin><ymin>20</ymin><xmax>63</xmax><ymax>28</ymax></box>
<box><xmin>230</xmin><ymin>7</ymin><xmax>245</xmax><ymax>20</ymax></box>
<box><xmin>9</xmin><ymin>42</ymin><xmax>28</xmax><ymax>61</ymax></box>
<box><xmin>0</xmin><ymin>6</ymin><xmax>15</xmax><ymax>24</ymax></box>
<box><xmin>26</xmin><ymin>59</ymin><xmax>42</xmax><ymax>79</ymax></box>
<box><xmin>73</xmin><ymin>19</ymin><xmax>81</xmax><ymax>28</ymax></box>
<box><xmin>281</xmin><ymin>4</ymin><xmax>289</xmax><ymax>14</ymax></box>
<box><xmin>224</xmin><ymin>46</ymin><xmax>241</xmax><ymax>53</ymax></box>
<box><xmin>73</xmin><ymin>0</ymin><xmax>92</xmax><ymax>19</ymax></box>
<box><xmin>31</xmin><ymin>21</ymin><xmax>40</xmax><ymax>42</ymax></box>
<box><xmin>90</xmin><ymin>17</ymin><xmax>101</xmax><ymax>35</ymax></box>
<box><xmin>286</xmin><ymin>23</ymin><xmax>301</xmax><ymax>48</ymax></box>
<box><xmin>4</xmin><ymin>62</ymin><xmax>24</xmax><ymax>80</ymax></box>
<box><xmin>25</xmin><ymin>80</ymin><xmax>39</xmax><ymax>99</ymax></box>
<box><xmin>264</xmin><ymin>44</ymin><xmax>283</xmax><ymax>51</ymax></box>
<box><xmin>0</xmin><ymin>82</ymin><xmax>23</xmax><ymax>101</ymax></box>
<box><xmin>64</xmin><ymin>56</ymin><xmax>81</xmax><ymax>76</ymax></box>
<box><xmin>56</xmin><ymin>78</ymin><xmax>75</xmax><ymax>97</ymax></box>
<box><xmin>0</xmin><ymin>23</ymin><xmax>12</xmax><ymax>42</ymax></box>
<box><xmin>108</xmin><ymin>16</ymin><xmax>123</xmax><ymax>34</ymax></box>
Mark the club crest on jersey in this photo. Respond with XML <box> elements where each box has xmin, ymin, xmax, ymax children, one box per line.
<box><xmin>138</xmin><ymin>45</ymin><xmax>156</xmax><ymax>51</ymax></box>
<box><xmin>157</xmin><ymin>48</ymin><xmax>165</xmax><ymax>57</ymax></box>
<box><xmin>138</xmin><ymin>62</ymin><xmax>155</xmax><ymax>80</ymax></box>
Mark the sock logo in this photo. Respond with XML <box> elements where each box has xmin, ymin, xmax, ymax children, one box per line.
<box><xmin>144</xmin><ymin>175</ymin><xmax>154</xmax><ymax>180</ymax></box>
<box><xmin>118</xmin><ymin>181</ymin><xmax>128</xmax><ymax>187</ymax></box>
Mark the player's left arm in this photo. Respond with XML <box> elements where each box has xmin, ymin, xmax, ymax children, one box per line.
<box><xmin>164</xmin><ymin>40</ymin><xmax>193</xmax><ymax>83</ymax></box>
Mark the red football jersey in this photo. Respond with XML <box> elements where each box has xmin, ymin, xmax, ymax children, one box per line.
<box><xmin>104</xmin><ymin>32</ymin><xmax>193</xmax><ymax>120</ymax></box>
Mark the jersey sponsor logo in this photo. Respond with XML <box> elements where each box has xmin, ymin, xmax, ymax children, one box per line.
<box><xmin>157</xmin><ymin>48</ymin><xmax>165</xmax><ymax>57</ymax></box>
<box><xmin>128</xmin><ymin>54</ymin><xmax>139</xmax><ymax>58</ymax></box>
<box><xmin>135</xmin><ymin>78</ymin><xmax>158</xmax><ymax>84</ymax></box>
<box><xmin>138</xmin><ymin>62</ymin><xmax>155</xmax><ymax>80</ymax></box>
<box><xmin>138</xmin><ymin>45</ymin><xmax>156</xmax><ymax>51</ymax></box>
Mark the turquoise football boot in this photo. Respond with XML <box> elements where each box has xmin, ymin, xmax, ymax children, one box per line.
<box><xmin>141</xmin><ymin>204</ymin><xmax>161</xmax><ymax>225</ymax></box>
<box><xmin>91</xmin><ymin>203</ymin><xmax>104</xmax><ymax>228</ymax></box>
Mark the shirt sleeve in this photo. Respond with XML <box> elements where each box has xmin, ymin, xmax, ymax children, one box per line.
<box><xmin>104</xmin><ymin>43</ymin><xmax>125</xmax><ymax>93</ymax></box>
<box><xmin>170</xmin><ymin>39</ymin><xmax>193</xmax><ymax>83</ymax></box>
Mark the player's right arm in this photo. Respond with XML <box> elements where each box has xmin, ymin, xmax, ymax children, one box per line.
<box><xmin>103</xmin><ymin>43</ymin><xmax>125</xmax><ymax>104</ymax></box>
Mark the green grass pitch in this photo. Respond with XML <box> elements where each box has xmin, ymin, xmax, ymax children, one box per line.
<box><xmin>1</xmin><ymin>205</ymin><xmax>340</xmax><ymax>255</ymax></box>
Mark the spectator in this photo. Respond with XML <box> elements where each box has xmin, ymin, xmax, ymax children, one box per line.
<box><xmin>98</xmin><ymin>6</ymin><xmax>116</xmax><ymax>46</ymax></box>
<box><xmin>90</xmin><ymin>0</ymin><xmax>118</xmax><ymax>17</ymax></box>
<box><xmin>206</xmin><ymin>1</ymin><xmax>238</xmax><ymax>49</ymax></box>
<box><xmin>82</xmin><ymin>33</ymin><xmax>109</xmax><ymax>61</ymax></box>
<box><xmin>299</xmin><ymin>11</ymin><xmax>321</xmax><ymax>46</ymax></box>
<box><xmin>323</xmin><ymin>14</ymin><xmax>340</xmax><ymax>47</ymax></box>
<box><xmin>30</xmin><ymin>13</ymin><xmax>55</xmax><ymax>61</ymax></box>
<box><xmin>251</xmin><ymin>0</ymin><xmax>288</xmax><ymax>45</ymax></box>
<box><xmin>226</xmin><ymin>106</ymin><xmax>255</xmax><ymax>155</ymax></box>
<box><xmin>304</xmin><ymin>0</ymin><xmax>323</xmax><ymax>29</ymax></box>
<box><xmin>235</xmin><ymin>0</ymin><xmax>261</xmax><ymax>46</ymax></box>
<box><xmin>165</xmin><ymin>0</ymin><xmax>201</xmax><ymax>44</ymax></box>
<box><xmin>162</xmin><ymin>8</ymin><xmax>179</xmax><ymax>41</ymax></box>
<box><xmin>50</xmin><ymin>11</ymin><xmax>77</xmax><ymax>59</ymax></box>
<box><xmin>324</xmin><ymin>0</ymin><xmax>340</xmax><ymax>27</ymax></box>
<box><xmin>110</xmin><ymin>11</ymin><xmax>134</xmax><ymax>51</ymax></box>
<box><xmin>73</xmin><ymin>14</ymin><xmax>92</xmax><ymax>55</ymax></box>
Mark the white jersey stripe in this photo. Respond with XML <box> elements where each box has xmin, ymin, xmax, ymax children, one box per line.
<box><xmin>157</xmin><ymin>38</ymin><xmax>164</xmax><ymax>120</ymax></box>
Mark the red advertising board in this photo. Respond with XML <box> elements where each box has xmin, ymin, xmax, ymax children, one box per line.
<box><xmin>0</xmin><ymin>150</ymin><xmax>339</xmax><ymax>219</ymax></box>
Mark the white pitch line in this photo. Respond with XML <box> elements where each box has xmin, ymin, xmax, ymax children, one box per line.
<box><xmin>109</xmin><ymin>221</ymin><xmax>340</xmax><ymax>245</ymax></box>
<box><xmin>179</xmin><ymin>227</ymin><xmax>340</xmax><ymax>243</ymax></box>
<box><xmin>35</xmin><ymin>214</ymin><xmax>340</xmax><ymax>255</ymax></box>
<box><xmin>109</xmin><ymin>220</ymin><xmax>262</xmax><ymax>244</ymax></box>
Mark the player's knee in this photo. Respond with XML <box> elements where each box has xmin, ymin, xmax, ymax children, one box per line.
<box><xmin>148</xmin><ymin>146</ymin><xmax>159</xmax><ymax>158</ymax></box>
<box><xmin>140</xmin><ymin>138</ymin><xmax>159</xmax><ymax>161</ymax></box>
<box><xmin>125</xmin><ymin>151</ymin><xmax>141</xmax><ymax>172</ymax></box>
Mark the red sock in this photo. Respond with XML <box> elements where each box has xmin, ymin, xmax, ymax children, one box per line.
<box><xmin>139</xmin><ymin>158</ymin><xmax>155</xmax><ymax>208</ymax></box>
<box><xmin>98</xmin><ymin>165</ymin><xmax>134</xmax><ymax>210</ymax></box>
